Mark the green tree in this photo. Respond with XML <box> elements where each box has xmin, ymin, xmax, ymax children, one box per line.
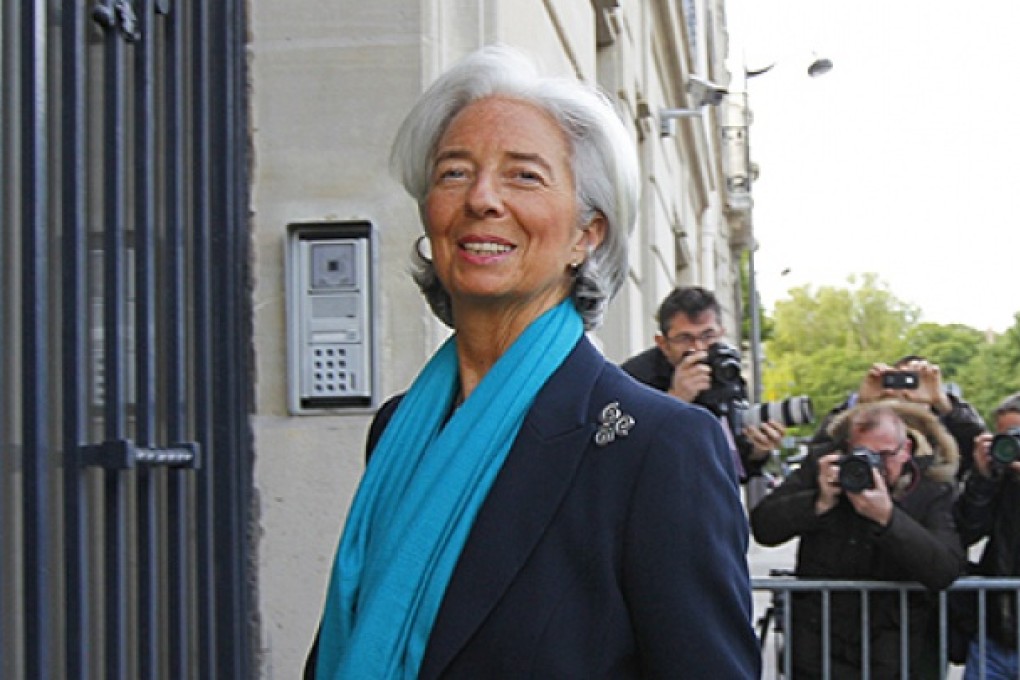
<box><xmin>961</xmin><ymin>313</ymin><xmax>1020</xmax><ymax>421</ymax></box>
<box><xmin>903</xmin><ymin>322</ymin><xmax>986</xmax><ymax>385</ymax></box>
<box><xmin>762</xmin><ymin>274</ymin><xmax>921</xmax><ymax>426</ymax></box>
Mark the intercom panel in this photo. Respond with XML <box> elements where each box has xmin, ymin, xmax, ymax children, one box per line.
<box><xmin>286</xmin><ymin>221</ymin><xmax>377</xmax><ymax>413</ymax></box>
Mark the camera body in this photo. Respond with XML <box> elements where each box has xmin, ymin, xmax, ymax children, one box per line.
<box><xmin>695</xmin><ymin>342</ymin><xmax>748</xmax><ymax>419</ymax></box>
<box><xmin>990</xmin><ymin>427</ymin><xmax>1020</xmax><ymax>466</ymax></box>
<box><xmin>838</xmin><ymin>446</ymin><xmax>882</xmax><ymax>492</ymax></box>
<box><xmin>695</xmin><ymin>343</ymin><xmax>816</xmax><ymax>439</ymax></box>
<box><xmin>882</xmin><ymin>371</ymin><xmax>919</xmax><ymax>389</ymax></box>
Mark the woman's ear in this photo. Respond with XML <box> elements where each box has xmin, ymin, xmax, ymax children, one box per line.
<box><xmin>579</xmin><ymin>212</ymin><xmax>607</xmax><ymax>251</ymax></box>
<box><xmin>583</xmin><ymin>213</ymin><xmax>603</xmax><ymax>249</ymax></box>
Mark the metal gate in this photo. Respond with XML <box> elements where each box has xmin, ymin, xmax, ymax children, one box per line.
<box><xmin>1</xmin><ymin>2</ymin><xmax>252</xmax><ymax>679</ymax></box>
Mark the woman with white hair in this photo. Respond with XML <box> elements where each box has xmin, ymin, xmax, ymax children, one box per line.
<box><xmin>306</xmin><ymin>44</ymin><xmax>759</xmax><ymax>679</ymax></box>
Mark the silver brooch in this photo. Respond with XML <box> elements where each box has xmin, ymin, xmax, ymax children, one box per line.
<box><xmin>594</xmin><ymin>401</ymin><xmax>635</xmax><ymax>447</ymax></box>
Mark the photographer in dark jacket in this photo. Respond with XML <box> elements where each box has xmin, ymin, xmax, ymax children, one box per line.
<box><xmin>751</xmin><ymin>400</ymin><xmax>965</xmax><ymax>679</ymax></box>
<box><xmin>621</xmin><ymin>286</ymin><xmax>784</xmax><ymax>482</ymax></box>
<box><xmin>953</xmin><ymin>392</ymin><xmax>1020</xmax><ymax>678</ymax></box>
<box><xmin>811</xmin><ymin>355</ymin><xmax>986</xmax><ymax>481</ymax></box>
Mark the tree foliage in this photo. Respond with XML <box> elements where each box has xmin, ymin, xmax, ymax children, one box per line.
<box><xmin>957</xmin><ymin>313</ymin><xmax>1020</xmax><ymax>421</ymax></box>
<box><xmin>759</xmin><ymin>275</ymin><xmax>1020</xmax><ymax>431</ymax></box>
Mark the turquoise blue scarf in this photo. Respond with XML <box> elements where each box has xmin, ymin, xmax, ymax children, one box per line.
<box><xmin>316</xmin><ymin>300</ymin><xmax>583</xmax><ymax>680</ymax></box>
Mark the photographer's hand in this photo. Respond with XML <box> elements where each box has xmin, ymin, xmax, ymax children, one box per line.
<box><xmin>815</xmin><ymin>453</ymin><xmax>843</xmax><ymax>515</ymax></box>
<box><xmin>668</xmin><ymin>350</ymin><xmax>710</xmax><ymax>403</ymax></box>
<box><xmin>909</xmin><ymin>360</ymin><xmax>953</xmax><ymax>415</ymax></box>
<box><xmin>859</xmin><ymin>363</ymin><xmax>890</xmax><ymax>403</ymax></box>
<box><xmin>972</xmin><ymin>432</ymin><xmax>994</xmax><ymax>479</ymax></box>
<box><xmin>743</xmin><ymin>421</ymin><xmax>786</xmax><ymax>461</ymax></box>
<box><xmin>845</xmin><ymin>470</ymin><xmax>893</xmax><ymax>526</ymax></box>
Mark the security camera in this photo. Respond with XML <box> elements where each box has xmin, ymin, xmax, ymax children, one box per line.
<box><xmin>686</xmin><ymin>75</ymin><xmax>727</xmax><ymax>108</ymax></box>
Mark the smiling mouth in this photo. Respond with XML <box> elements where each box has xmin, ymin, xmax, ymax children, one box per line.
<box><xmin>460</xmin><ymin>242</ymin><xmax>514</xmax><ymax>255</ymax></box>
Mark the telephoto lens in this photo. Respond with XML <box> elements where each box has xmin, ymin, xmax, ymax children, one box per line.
<box><xmin>742</xmin><ymin>395</ymin><xmax>815</xmax><ymax>429</ymax></box>
<box><xmin>990</xmin><ymin>427</ymin><xmax>1020</xmax><ymax>466</ymax></box>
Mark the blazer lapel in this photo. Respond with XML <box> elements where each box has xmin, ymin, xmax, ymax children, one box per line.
<box><xmin>419</xmin><ymin>338</ymin><xmax>605</xmax><ymax>678</ymax></box>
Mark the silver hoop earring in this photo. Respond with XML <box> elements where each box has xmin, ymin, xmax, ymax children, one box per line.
<box><xmin>415</xmin><ymin>235</ymin><xmax>432</xmax><ymax>262</ymax></box>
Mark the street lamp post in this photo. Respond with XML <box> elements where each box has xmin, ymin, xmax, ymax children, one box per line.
<box><xmin>741</xmin><ymin>56</ymin><xmax>831</xmax><ymax>407</ymax></box>
<box><xmin>748</xmin><ymin>245</ymin><xmax>762</xmax><ymax>404</ymax></box>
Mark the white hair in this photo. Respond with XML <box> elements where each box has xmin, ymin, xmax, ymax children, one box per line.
<box><xmin>389</xmin><ymin>44</ymin><xmax>639</xmax><ymax>330</ymax></box>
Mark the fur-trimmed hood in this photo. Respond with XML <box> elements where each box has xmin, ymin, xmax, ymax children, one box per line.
<box><xmin>827</xmin><ymin>400</ymin><xmax>960</xmax><ymax>484</ymax></box>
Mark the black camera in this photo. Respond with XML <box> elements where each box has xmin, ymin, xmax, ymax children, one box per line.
<box><xmin>838</xmin><ymin>446</ymin><xmax>882</xmax><ymax>492</ymax></box>
<box><xmin>990</xmin><ymin>428</ymin><xmax>1020</xmax><ymax>466</ymax></box>
<box><xmin>882</xmin><ymin>371</ymin><xmax>919</xmax><ymax>389</ymax></box>
<box><xmin>743</xmin><ymin>395</ymin><xmax>815</xmax><ymax>429</ymax></box>
<box><xmin>692</xmin><ymin>342</ymin><xmax>749</xmax><ymax>443</ymax></box>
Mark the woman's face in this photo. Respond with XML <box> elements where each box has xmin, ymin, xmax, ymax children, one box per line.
<box><xmin>424</xmin><ymin>96</ymin><xmax>603</xmax><ymax>324</ymax></box>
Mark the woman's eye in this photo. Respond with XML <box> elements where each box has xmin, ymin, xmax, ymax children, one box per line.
<box><xmin>435</xmin><ymin>166</ymin><xmax>467</xmax><ymax>181</ymax></box>
<box><xmin>513</xmin><ymin>168</ymin><xmax>544</xmax><ymax>183</ymax></box>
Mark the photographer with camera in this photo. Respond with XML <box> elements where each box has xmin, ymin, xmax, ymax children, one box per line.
<box><xmin>952</xmin><ymin>392</ymin><xmax>1020</xmax><ymax>678</ymax></box>
<box><xmin>750</xmin><ymin>401</ymin><xmax>966</xmax><ymax>678</ymax></box>
<box><xmin>621</xmin><ymin>286</ymin><xmax>789</xmax><ymax>482</ymax></box>
<box><xmin>811</xmin><ymin>355</ymin><xmax>986</xmax><ymax>481</ymax></box>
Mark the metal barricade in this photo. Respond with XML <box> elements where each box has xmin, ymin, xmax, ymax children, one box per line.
<box><xmin>753</xmin><ymin>576</ymin><xmax>1020</xmax><ymax>680</ymax></box>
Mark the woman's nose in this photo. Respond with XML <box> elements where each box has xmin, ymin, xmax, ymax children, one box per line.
<box><xmin>465</xmin><ymin>172</ymin><xmax>505</xmax><ymax>217</ymax></box>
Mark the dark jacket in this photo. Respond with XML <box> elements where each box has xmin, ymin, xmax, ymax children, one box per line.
<box><xmin>620</xmin><ymin>345</ymin><xmax>763</xmax><ymax>480</ymax></box>
<box><xmin>810</xmin><ymin>392</ymin><xmax>985</xmax><ymax>481</ymax></box>
<box><xmin>307</xmin><ymin>337</ymin><xmax>760</xmax><ymax>679</ymax></box>
<box><xmin>954</xmin><ymin>469</ymin><xmax>1020</xmax><ymax>649</ymax></box>
<box><xmin>751</xmin><ymin>402</ymin><xmax>966</xmax><ymax>679</ymax></box>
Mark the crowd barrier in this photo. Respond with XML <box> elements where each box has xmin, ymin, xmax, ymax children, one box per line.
<box><xmin>752</xmin><ymin>576</ymin><xmax>1020</xmax><ymax>679</ymax></box>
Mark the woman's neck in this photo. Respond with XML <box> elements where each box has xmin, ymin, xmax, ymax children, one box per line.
<box><xmin>452</xmin><ymin>301</ymin><xmax>556</xmax><ymax>400</ymax></box>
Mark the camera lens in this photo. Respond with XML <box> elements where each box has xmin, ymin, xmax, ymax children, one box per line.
<box><xmin>743</xmin><ymin>396</ymin><xmax>815</xmax><ymax>429</ymax></box>
<box><xmin>837</xmin><ymin>447</ymin><xmax>880</xmax><ymax>493</ymax></box>
<box><xmin>990</xmin><ymin>429</ymin><xmax>1020</xmax><ymax>466</ymax></box>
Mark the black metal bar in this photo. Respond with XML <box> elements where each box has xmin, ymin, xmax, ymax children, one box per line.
<box><xmin>164</xmin><ymin>2</ymin><xmax>191</xmax><ymax>674</ymax></box>
<box><xmin>61</xmin><ymin>1</ymin><xmax>91</xmax><ymax>677</ymax></box>
<box><xmin>209</xmin><ymin>2</ymin><xmax>251</xmax><ymax>676</ymax></box>
<box><xmin>133</xmin><ymin>2</ymin><xmax>161</xmax><ymax>677</ymax></box>
<box><xmin>100</xmin><ymin>12</ymin><xmax>130</xmax><ymax>677</ymax></box>
<box><xmin>191</xmin><ymin>2</ymin><xmax>218</xmax><ymax>676</ymax></box>
<box><xmin>22</xmin><ymin>3</ymin><xmax>54</xmax><ymax>679</ymax></box>
<box><xmin>0</xmin><ymin>0</ymin><xmax>15</xmax><ymax>672</ymax></box>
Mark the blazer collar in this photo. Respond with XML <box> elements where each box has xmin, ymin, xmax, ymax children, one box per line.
<box><xmin>419</xmin><ymin>337</ymin><xmax>606</xmax><ymax>678</ymax></box>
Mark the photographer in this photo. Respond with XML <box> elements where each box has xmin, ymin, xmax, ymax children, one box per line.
<box><xmin>621</xmin><ymin>286</ymin><xmax>785</xmax><ymax>481</ymax></box>
<box><xmin>750</xmin><ymin>401</ymin><xmax>965</xmax><ymax>678</ymax></box>
<box><xmin>811</xmin><ymin>355</ymin><xmax>986</xmax><ymax>481</ymax></box>
<box><xmin>952</xmin><ymin>392</ymin><xmax>1020</xmax><ymax>678</ymax></box>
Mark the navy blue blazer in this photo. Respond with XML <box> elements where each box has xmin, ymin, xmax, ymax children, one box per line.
<box><xmin>310</xmin><ymin>337</ymin><xmax>760</xmax><ymax>679</ymax></box>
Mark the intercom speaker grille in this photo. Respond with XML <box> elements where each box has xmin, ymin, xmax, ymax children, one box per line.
<box><xmin>311</xmin><ymin>295</ymin><xmax>356</xmax><ymax>319</ymax></box>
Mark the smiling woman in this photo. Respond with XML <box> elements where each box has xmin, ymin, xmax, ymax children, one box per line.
<box><xmin>304</xmin><ymin>44</ymin><xmax>761</xmax><ymax>680</ymax></box>
<box><xmin>423</xmin><ymin>96</ymin><xmax>602</xmax><ymax>354</ymax></box>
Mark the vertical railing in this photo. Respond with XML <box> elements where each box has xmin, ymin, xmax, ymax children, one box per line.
<box><xmin>99</xmin><ymin>5</ymin><xmax>131</xmax><ymax>674</ymax></box>
<box><xmin>21</xmin><ymin>3</ymin><xmax>54</xmax><ymax>680</ymax></box>
<box><xmin>1</xmin><ymin>2</ymin><xmax>252</xmax><ymax>678</ymax></box>
<box><xmin>163</xmin><ymin>1</ymin><xmax>191</xmax><ymax>676</ymax></box>
<box><xmin>209</xmin><ymin>3</ymin><xmax>253</xmax><ymax>677</ymax></box>
<box><xmin>189</xmin><ymin>2</ymin><xmax>218</xmax><ymax>676</ymax></box>
<box><xmin>61</xmin><ymin>1</ymin><xmax>91</xmax><ymax>677</ymax></box>
<box><xmin>0</xmin><ymin>2</ymin><xmax>15</xmax><ymax>677</ymax></box>
<box><xmin>132</xmin><ymin>2</ymin><xmax>160</xmax><ymax>677</ymax></box>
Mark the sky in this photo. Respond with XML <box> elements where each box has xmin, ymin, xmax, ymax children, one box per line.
<box><xmin>727</xmin><ymin>0</ymin><xmax>1018</xmax><ymax>333</ymax></box>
